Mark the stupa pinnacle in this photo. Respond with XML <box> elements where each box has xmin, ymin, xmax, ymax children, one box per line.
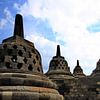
<box><xmin>56</xmin><ymin>45</ymin><xmax>61</xmax><ymax>57</ymax></box>
<box><xmin>77</xmin><ymin>60</ymin><xmax>79</xmax><ymax>66</ymax></box>
<box><xmin>14</xmin><ymin>14</ymin><xmax>24</xmax><ymax>38</ymax></box>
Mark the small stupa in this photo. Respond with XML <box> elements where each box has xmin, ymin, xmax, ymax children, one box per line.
<box><xmin>91</xmin><ymin>59</ymin><xmax>100</xmax><ymax>77</ymax></box>
<box><xmin>73</xmin><ymin>60</ymin><xmax>85</xmax><ymax>78</ymax></box>
<box><xmin>46</xmin><ymin>45</ymin><xmax>73</xmax><ymax>79</ymax></box>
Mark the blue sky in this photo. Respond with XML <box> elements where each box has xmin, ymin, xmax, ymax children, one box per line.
<box><xmin>0</xmin><ymin>0</ymin><xmax>56</xmax><ymax>42</ymax></box>
<box><xmin>0</xmin><ymin>0</ymin><xmax>100</xmax><ymax>75</ymax></box>
<box><xmin>87</xmin><ymin>21</ymin><xmax>100</xmax><ymax>33</ymax></box>
<box><xmin>0</xmin><ymin>0</ymin><xmax>26</xmax><ymax>41</ymax></box>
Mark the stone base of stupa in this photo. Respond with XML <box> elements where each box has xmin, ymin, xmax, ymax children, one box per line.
<box><xmin>0</xmin><ymin>72</ymin><xmax>63</xmax><ymax>100</ymax></box>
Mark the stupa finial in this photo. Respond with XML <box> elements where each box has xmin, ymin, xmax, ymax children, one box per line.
<box><xmin>77</xmin><ymin>60</ymin><xmax>79</xmax><ymax>66</ymax></box>
<box><xmin>56</xmin><ymin>45</ymin><xmax>61</xmax><ymax>56</ymax></box>
<box><xmin>14</xmin><ymin>14</ymin><xmax>24</xmax><ymax>38</ymax></box>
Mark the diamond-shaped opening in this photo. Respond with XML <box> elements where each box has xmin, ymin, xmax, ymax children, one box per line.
<box><xmin>37</xmin><ymin>67</ymin><xmax>41</xmax><ymax>72</ymax></box>
<box><xmin>7</xmin><ymin>49</ymin><xmax>12</xmax><ymax>55</ymax></box>
<box><xmin>0</xmin><ymin>56</ymin><xmax>5</xmax><ymax>62</ymax></box>
<box><xmin>17</xmin><ymin>63</ymin><xmax>23</xmax><ymax>69</ymax></box>
<box><xmin>60</xmin><ymin>64</ymin><xmax>62</xmax><ymax>66</ymax></box>
<box><xmin>55</xmin><ymin>61</ymin><xmax>58</xmax><ymax>66</ymax></box>
<box><xmin>23</xmin><ymin>57</ymin><xmax>27</xmax><ymax>64</ymax></box>
<box><xmin>32</xmin><ymin>49</ymin><xmax>35</xmax><ymax>53</ymax></box>
<box><xmin>28</xmin><ymin>64</ymin><xmax>33</xmax><ymax>71</ymax></box>
<box><xmin>33</xmin><ymin>59</ymin><xmax>36</xmax><ymax>64</ymax></box>
<box><xmin>3</xmin><ymin>44</ymin><xmax>7</xmax><ymax>49</ymax></box>
<box><xmin>0</xmin><ymin>50</ymin><xmax>1</xmax><ymax>54</ymax></box>
<box><xmin>18</xmin><ymin>50</ymin><xmax>23</xmax><ymax>56</ymax></box>
<box><xmin>23</xmin><ymin>46</ymin><xmax>26</xmax><ymax>51</ymax></box>
<box><xmin>36</xmin><ymin>55</ymin><xmax>39</xmax><ymax>60</ymax></box>
<box><xmin>6</xmin><ymin>62</ymin><xmax>11</xmax><ymax>68</ymax></box>
<box><xmin>11</xmin><ymin>56</ymin><xmax>17</xmax><ymax>62</ymax></box>
<box><xmin>29</xmin><ymin>52</ymin><xmax>32</xmax><ymax>58</ymax></box>
<box><xmin>13</xmin><ymin>45</ymin><xmax>17</xmax><ymax>49</ymax></box>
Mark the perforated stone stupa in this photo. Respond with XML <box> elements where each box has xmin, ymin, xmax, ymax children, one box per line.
<box><xmin>0</xmin><ymin>14</ymin><xmax>63</xmax><ymax>100</ymax></box>
<box><xmin>91</xmin><ymin>59</ymin><xmax>100</xmax><ymax>77</ymax></box>
<box><xmin>46</xmin><ymin>45</ymin><xmax>73</xmax><ymax>79</ymax></box>
<box><xmin>73</xmin><ymin>60</ymin><xmax>85</xmax><ymax>78</ymax></box>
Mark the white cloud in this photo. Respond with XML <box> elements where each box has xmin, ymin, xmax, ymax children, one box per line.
<box><xmin>13</xmin><ymin>3</ymin><xmax>20</xmax><ymax>10</ymax></box>
<box><xmin>20</xmin><ymin>0</ymin><xmax>100</xmax><ymax>75</ymax></box>
<box><xmin>13</xmin><ymin>2</ymin><xmax>30</xmax><ymax>17</ymax></box>
<box><xmin>0</xmin><ymin>8</ymin><xmax>13</xmax><ymax>29</ymax></box>
<box><xmin>0</xmin><ymin>19</ymin><xmax>7</xmax><ymax>29</ymax></box>
<box><xmin>4</xmin><ymin>8</ymin><xmax>13</xmax><ymax>24</ymax></box>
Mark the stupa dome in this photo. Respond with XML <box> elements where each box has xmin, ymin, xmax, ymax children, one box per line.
<box><xmin>46</xmin><ymin>45</ymin><xmax>73</xmax><ymax>79</ymax></box>
<box><xmin>73</xmin><ymin>60</ymin><xmax>85</xmax><ymax>78</ymax></box>
<box><xmin>91</xmin><ymin>59</ymin><xmax>100</xmax><ymax>77</ymax></box>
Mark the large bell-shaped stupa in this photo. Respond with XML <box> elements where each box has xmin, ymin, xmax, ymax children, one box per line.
<box><xmin>0</xmin><ymin>14</ymin><xmax>63</xmax><ymax>100</ymax></box>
